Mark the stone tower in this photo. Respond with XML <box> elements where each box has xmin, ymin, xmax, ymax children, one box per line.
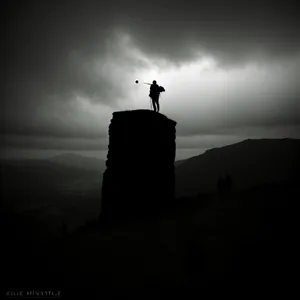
<box><xmin>100</xmin><ymin>109</ymin><xmax>176</xmax><ymax>223</ymax></box>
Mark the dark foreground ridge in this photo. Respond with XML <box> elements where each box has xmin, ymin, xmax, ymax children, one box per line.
<box><xmin>100</xmin><ymin>109</ymin><xmax>177</xmax><ymax>222</ymax></box>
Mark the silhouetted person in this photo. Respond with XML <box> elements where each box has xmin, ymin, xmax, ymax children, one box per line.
<box><xmin>149</xmin><ymin>80</ymin><xmax>162</xmax><ymax>112</ymax></box>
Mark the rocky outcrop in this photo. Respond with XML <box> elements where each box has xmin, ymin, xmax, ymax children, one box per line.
<box><xmin>100</xmin><ymin>110</ymin><xmax>177</xmax><ymax>222</ymax></box>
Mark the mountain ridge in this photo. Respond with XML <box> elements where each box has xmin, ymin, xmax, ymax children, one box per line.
<box><xmin>175</xmin><ymin>138</ymin><xmax>300</xmax><ymax>197</ymax></box>
<box><xmin>48</xmin><ymin>152</ymin><xmax>106</xmax><ymax>172</ymax></box>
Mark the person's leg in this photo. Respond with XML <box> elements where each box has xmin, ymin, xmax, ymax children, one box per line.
<box><xmin>152</xmin><ymin>99</ymin><xmax>156</xmax><ymax>112</ymax></box>
<box><xmin>156</xmin><ymin>100</ymin><xmax>160</xmax><ymax>112</ymax></box>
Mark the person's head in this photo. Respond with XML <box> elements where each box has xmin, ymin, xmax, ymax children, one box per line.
<box><xmin>153</xmin><ymin>80</ymin><xmax>157</xmax><ymax>84</ymax></box>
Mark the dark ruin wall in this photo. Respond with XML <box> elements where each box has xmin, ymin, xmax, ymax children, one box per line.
<box><xmin>100</xmin><ymin>109</ymin><xmax>177</xmax><ymax>222</ymax></box>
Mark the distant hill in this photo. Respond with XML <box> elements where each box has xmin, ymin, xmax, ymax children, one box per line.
<box><xmin>0</xmin><ymin>158</ymin><xmax>102</xmax><ymax>232</ymax></box>
<box><xmin>48</xmin><ymin>153</ymin><xmax>106</xmax><ymax>173</ymax></box>
<box><xmin>175</xmin><ymin>138</ymin><xmax>300</xmax><ymax>197</ymax></box>
<box><xmin>0</xmin><ymin>158</ymin><xmax>102</xmax><ymax>204</ymax></box>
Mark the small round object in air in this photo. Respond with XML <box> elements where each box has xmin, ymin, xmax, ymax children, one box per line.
<box><xmin>135</xmin><ymin>80</ymin><xmax>139</xmax><ymax>84</ymax></box>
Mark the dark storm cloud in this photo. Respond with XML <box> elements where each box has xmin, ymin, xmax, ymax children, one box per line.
<box><xmin>2</xmin><ymin>0</ymin><xmax>300</xmax><ymax>146</ymax></box>
<box><xmin>118</xmin><ymin>0</ymin><xmax>300</xmax><ymax>65</ymax></box>
<box><xmin>4</xmin><ymin>1</ymin><xmax>118</xmax><ymax>105</ymax></box>
<box><xmin>4</xmin><ymin>0</ymin><xmax>299</xmax><ymax>98</ymax></box>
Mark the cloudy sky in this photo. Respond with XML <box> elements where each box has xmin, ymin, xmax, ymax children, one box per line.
<box><xmin>2</xmin><ymin>0</ymin><xmax>299</xmax><ymax>160</ymax></box>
